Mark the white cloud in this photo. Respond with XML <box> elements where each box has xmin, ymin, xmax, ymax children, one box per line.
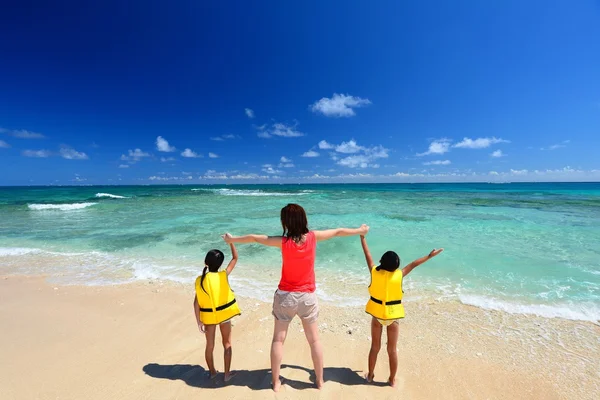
<box><xmin>278</xmin><ymin>156</ymin><xmax>294</xmax><ymax>168</ymax></box>
<box><xmin>160</xmin><ymin>157</ymin><xmax>176</xmax><ymax>162</ymax></box>
<box><xmin>22</xmin><ymin>149</ymin><xmax>51</xmax><ymax>158</ymax></box>
<box><xmin>541</xmin><ymin>140</ymin><xmax>570</xmax><ymax>151</ymax></box>
<box><xmin>489</xmin><ymin>171</ymin><xmax>499</xmax><ymax>175</ymax></box>
<box><xmin>156</xmin><ymin>136</ymin><xmax>176</xmax><ymax>152</ymax></box>
<box><xmin>302</xmin><ymin>150</ymin><xmax>320</xmax><ymax>157</ymax></box>
<box><xmin>280</xmin><ymin>156</ymin><xmax>291</xmax><ymax>163</ymax></box>
<box><xmin>208</xmin><ymin>152</ymin><xmax>219</xmax><ymax>158</ymax></box>
<box><xmin>417</xmin><ymin>139</ymin><xmax>452</xmax><ymax>156</ymax></box>
<box><xmin>510</xmin><ymin>169</ymin><xmax>528</xmax><ymax>175</ymax></box>
<box><xmin>245</xmin><ymin>108</ymin><xmax>255</xmax><ymax>118</ymax></box>
<box><xmin>0</xmin><ymin>140</ymin><xmax>10</xmax><ymax>148</ymax></box>
<box><xmin>118</xmin><ymin>164</ymin><xmax>129</xmax><ymax>168</ymax></box>
<box><xmin>335</xmin><ymin>139</ymin><xmax>364</xmax><ymax>154</ymax></box>
<box><xmin>491</xmin><ymin>150</ymin><xmax>504</xmax><ymax>158</ymax></box>
<box><xmin>1</xmin><ymin>128</ymin><xmax>45</xmax><ymax>139</ymax></box>
<box><xmin>211</xmin><ymin>134</ymin><xmax>239</xmax><ymax>141</ymax></box>
<box><xmin>181</xmin><ymin>148</ymin><xmax>202</xmax><ymax>158</ymax></box>
<box><xmin>257</xmin><ymin>121</ymin><xmax>304</xmax><ymax>138</ymax></box>
<box><xmin>318</xmin><ymin>140</ymin><xmax>334</xmax><ymax>150</ymax></box>
<box><xmin>60</xmin><ymin>146</ymin><xmax>89</xmax><ymax>160</ymax></box>
<box><xmin>423</xmin><ymin>160</ymin><xmax>451</xmax><ymax>166</ymax></box>
<box><xmin>453</xmin><ymin>137</ymin><xmax>509</xmax><ymax>149</ymax></box>
<box><xmin>310</xmin><ymin>93</ymin><xmax>371</xmax><ymax>117</ymax></box>
<box><xmin>121</xmin><ymin>148</ymin><xmax>150</xmax><ymax>162</ymax></box>
<box><xmin>262</xmin><ymin>164</ymin><xmax>283</xmax><ymax>174</ymax></box>
<box><xmin>337</xmin><ymin>145</ymin><xmax>389</xmax><ymax>169</ymax></box>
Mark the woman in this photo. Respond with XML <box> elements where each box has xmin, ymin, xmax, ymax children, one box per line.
<box><xmin>223</xmin><ymin>203</ymin><xmax>368</xmax><ymax>391</ymax></box>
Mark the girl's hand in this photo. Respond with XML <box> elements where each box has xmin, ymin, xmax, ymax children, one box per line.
<box><xmin>198</xmin><ymin>323</ymin><xmax>206</xmax><ymax>333</ymax></box>
<box><xmin>359</xmin><ymin>224</ymin><xmax>370</xmax><ymax>236</ymax></box>
<box><xmin>428</xmin><ymin>248</ymin><xmax>444</xmax><ymax>258</ymax></box>
<box><xmin>222</xmin><ymin>233</ymin><xmax>233</xmax><ymax>243</ymax></box>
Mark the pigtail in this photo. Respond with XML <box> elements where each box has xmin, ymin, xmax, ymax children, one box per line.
<box><xmin>200</xmin><ymin>266</ymin><xmax>209</xmax><ymax>294</ymax></box>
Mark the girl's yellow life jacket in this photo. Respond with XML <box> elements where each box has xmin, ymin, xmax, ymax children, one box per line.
<box><xmin>365</xmin><ymin>266</ymin><xmax>405</xmax><ymax>320</ymax></box>
<box><xmin>195</xmin><ymin>271</ymin><xmax>241</xmax><ymax>325</ymax></box>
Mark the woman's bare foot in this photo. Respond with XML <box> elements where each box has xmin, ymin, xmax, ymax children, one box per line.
<box><xmin>224</xmin><ymin>371</ymin><xmax>237</xmax><ymax>382</ymax></box>
<box><xmin>388</xmin><ymin>376</ymin><xmax>397</xmax><ymax>387</ymax></box>
<box><xmin>365</xmin><ymin>372</ymin><xmax>374</xmax><ymax>383</ymax></box>
<box><xmin>316</xmin><ymin>379</ymin><xmax>324</xmax><ymax>390</ymax></box>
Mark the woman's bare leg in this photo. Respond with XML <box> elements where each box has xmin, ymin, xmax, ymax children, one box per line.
<box><xmin>367</xmin><ymin>317</ymin><xmax>383</xmax><ymax>382</ymax></box>
<box><xmin>386</xmin><ymin>321</ymin><xmax>400</xmax><ymax>387</ymax></box>
<box><xmin>270</xmin><ymin>319</ymin><xmax>290</xmax><ymax>392</ymax></box>
<box><xmin>301</xmin><ymin>319</ymin><xmax>324</xmax><ymax>389</ymax></box>
<box><xmin>204</xmin><ymin>324</ymin><xmax>218</xmax><ymax>378</ymax></box>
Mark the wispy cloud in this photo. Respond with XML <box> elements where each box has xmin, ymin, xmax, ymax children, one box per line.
<box><xmin>262</xmin><ymin>164</ymin><xmax>283</xmax><ymax>174</ymax></box>
<box><xmin>301</xmin><ymin>150</ymin><xmax>320</xmax><ymax>158</ymax></box>
<box><xmin>334</xmin><ymin>139</ymin><xmax>364</xmax><ymax>154</ymax></box>
<box><xmin>121</xmin><ymin>148</ymin><xmax>150</xmax><ymax>162</ymax></box>
<box><xmin>181</xmin><ymin>148</ymin><xmax>202</xmax><ymax>158</ymax></box>
<box><xmin>256</xmin><ymin>121</ymin><xmax>304</xmax><ymax>138</ymax></box>
<box><xmin>22</xmin><ymin>149</ymin><xmax>51</xmax><ymax>158</ymax></box>
<box><xmin>1</xmin><ymin>128</ymin><xmax>45</xmax><ymax>139</ymax></box>
<box><xmin>318</xmin><ymin>140</ymin><xmax>334</xmax><ymax>150</ymax></box>
<box><xmin>245</xmin><ymin>108</ymin><xmax>255</xmax><ymax>119</ymax></box>
<box><xmin>0</xmin><ymin>140</ymin><xmax>10</xmax><ymax>148</ymax></box>
<box><xmin>310</xmin><ymin>93</ymin><xmax>371</xmax><ymax>117</ymax></box>
<box><xmin>336</xmin><ymin>143</ymin><xmax>389</xmax><ymax>169</ymax></box>
<box><xmin>417</xmin><ymin>139</ymin><xmax>452</xmax><ymax>156</ymax></box>
<box><xmin>423</xmin><ymin>160</ymin><xmax>451</xmax><ymax>165</ymax></box>
<box><xmin>60</xmin><ymin>146</ymin><xmax>89</xmax><ymax>160</ymax></box>
<box><xmin>118</xmin><ymin>164</ymin><xmax>129</xmax><ymax>168</ymax></box>
<box><xmin>156</xmin><ymin>136</ymin><xmax>176</xmax><ymax>152</ymax></box>
<box><xmin>160</xmin><ymin>157</ymin><xmax>176</xmax><ymax>163</ymax></box>
<box><xmin>278</xmin><ymin>156</ymin><xmax>294</xmax><ymax>168</ymax></box>
<box><xmin>453</xmin><ymin>137</ymin><xmax>509</xmax><ymax>149</ymax></box>
<box><xmin>208</xmin><ymin>152</ymin><xmax>219</xmax><ymax>158</ymax></box>
<box><xmin>210</xmin><ymin>134</ymin><xmax>240</xmax><ymax>141</ymax></box>
<box><xmin>491</xmin><ymin>150</ymin><xmax>505</xmax><ymax>158</ymax></box>
<box><xmin>541</xmin><ymin>140</ymin><xmax>570</xmax><ymax>151</ymax></box>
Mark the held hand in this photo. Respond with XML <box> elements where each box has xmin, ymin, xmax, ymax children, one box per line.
<box><xmin>222</xmin><ymin>233</ymin><xmax>233</xmax><ymax>243</ymax></box>
<box><xmin>359</xmin><ymin>224</ymin><xmax>370</xmax><ymax>236</ymax></box>
<box><xmin>428</xmin><ymin>248</ymin><xmax>444</xmax><ymax>258</ymax></box>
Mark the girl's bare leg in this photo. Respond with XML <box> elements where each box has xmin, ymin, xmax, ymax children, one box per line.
<box><xmin>386</xmin><ymin>322</ymin><xmax>400</xmax><ymax>387</ymax></box>
<box><xmin>204</xmin><ymin>324</ymin><xmax>218</xmax><ymax>378</ymax></box>
<box><xmin>219</xmin><ymin>321</ymin><xmax>235</xmax><ymax>381</ymax></box>
<box><xmin>367</xmin><ymin>317</ymin><xmax>383</xmax><ymax>382</ymax></box>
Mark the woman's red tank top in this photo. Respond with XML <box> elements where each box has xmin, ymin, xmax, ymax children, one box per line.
<box><xmin>278</xmin><ymin>231</ymin><xmax>316</xmax><ymax>293</ymax></box>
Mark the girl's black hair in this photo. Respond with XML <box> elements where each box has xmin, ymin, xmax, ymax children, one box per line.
<box><xmin>376</xmin><ymin>250</ymin><xmax>400</xmax><ymax>272</ymax></box>
<box><xmin>280</xmin><ymin>203</ymin><xmax>309</xmax><ymax>243</ymax></box>
<box><xmin>200</xmin><ymin>249</ymin><xmax>225</xmax><ymax>293</ymax></box>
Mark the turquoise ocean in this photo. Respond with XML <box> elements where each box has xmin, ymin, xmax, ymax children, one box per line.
<box><xmin>1</xmin><ymin>183</ymin><xmax>599</xmax><ymax>322</ymax></box>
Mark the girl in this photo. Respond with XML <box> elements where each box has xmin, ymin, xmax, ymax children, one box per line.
<box><xmin>223</xmin><ymin>203</ymin><xmax>369</xmax><ymax>392</ymax></box>
<box><xmin>360</xmin><ymin>234</ymin><xmax>443</xmax><ymax>387</ymax></box>
<box><xmin>193</xmin><ymin>234</ymin><xmax>240</xmax><ymax>382</ymax></box>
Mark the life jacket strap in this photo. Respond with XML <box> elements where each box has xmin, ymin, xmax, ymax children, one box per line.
<box><xmin>370</xmin><ymin>296</ymin><xmax>402</xmax><ymax>306</ymax></box>
<box><xmin>199</xmin><ymin>298</ymin><xmax>237</xmax><ymax>313</ymax></box>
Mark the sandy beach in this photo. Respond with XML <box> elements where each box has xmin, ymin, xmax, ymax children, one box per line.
<box><xmin>1</xmin><ymin>275</ymin><xmax>598</xmax><ymax>400</ymax></box>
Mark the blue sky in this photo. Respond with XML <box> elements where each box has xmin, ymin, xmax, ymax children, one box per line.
<box><xmin>1</xmin><ymin>1</ymin><xmax>599</xmax><ymax>185</ymax></box>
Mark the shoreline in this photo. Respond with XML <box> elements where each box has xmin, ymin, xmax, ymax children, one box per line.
<box><xmin>1</xmin><ymin>274</ymin><xmax>599</xmax><ymax>399</ymax></box>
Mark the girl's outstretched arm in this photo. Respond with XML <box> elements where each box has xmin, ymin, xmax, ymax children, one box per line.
<box><xmin>314</xmin><ymin>224</ymin><xmax>369</xmax><ymax>242</ymax></box>
<box><xmin>223</xmin><ymin>233</ymin><xmax>282</xmax><ymax>248</ymax></box>
<box><xmin>222</xmin><ymin>234</ymin><xmax>239</xmax><ymax>275</ymax></box>
<box><xmin>401</xmin><ymin>248</ymin><xmax>444</xmax><ymax>278</ymax></box>
<box><xmin>360</xmin><ymin>235</ymin><xmax>375</xmax><ymax>272</ymax></box>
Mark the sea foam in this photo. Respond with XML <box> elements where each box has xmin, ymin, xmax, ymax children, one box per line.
<box><xmin>28</xmin><ymin>202</ymin><xmax>98</xmax><ymax>211</ymax></box>
<box><xmin>192</xmin><ymin>188</ymin><xmax>310</xmax><ymax>197</ymax></box>
<box><xmin>95</xmin><ymin>193</ymin><xmax>128</xmax><ymax>199</ymax></box>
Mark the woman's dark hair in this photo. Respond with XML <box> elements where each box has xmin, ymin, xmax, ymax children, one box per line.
<box><xmin>200</xmin><ymin>249</ymin><xmax>225</xmax><ymax>293</ymax></box>
<box><xmin>280</xmin><ymin>203</ymin><xmax>309</xmax><ymax>242</ymax></box>
<box><xmin>376</xmin><ymin>251</ymin><xmax>400</xmax><ymax>272</ymax></box>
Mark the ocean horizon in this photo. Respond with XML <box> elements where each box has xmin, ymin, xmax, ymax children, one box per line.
<box><xmin>1</xmin><ymin>182</ymin><xmax>599</xmax><ymax>323</ymax></box>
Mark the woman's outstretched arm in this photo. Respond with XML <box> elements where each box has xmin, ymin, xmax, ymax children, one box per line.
<box><xmin>314</xmin><ymin>224</ymin><xmax>369</xmax><ymax>242</ymax></box>
<box><xmin>223</xmin><ymin>233</ymin><xmax>282</xmax><ymax>248</ymax></box>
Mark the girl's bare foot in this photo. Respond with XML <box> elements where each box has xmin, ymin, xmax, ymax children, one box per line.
<box><xmin>365</xmin><ymin>372</ymin><xmax>374</xmax><ymax>383</ymax></box>
<box><xmin>209</xmin><ymin>370</ymin><xmax>219</xmax><ymax>379</ymax></box>
<box><xmin>272</xmin><ymin>378</ymin><xmax>282</xmax><ymax>392</ymax></box>
<box><xmin>388</xmin><ymin>377</ymin><xmax>397</xmax><ymax>387</ymax></box>
<box><xmin>224</xmin><ymin>371</ymin><xmax>237</xmax><ymax>382</ymax></box>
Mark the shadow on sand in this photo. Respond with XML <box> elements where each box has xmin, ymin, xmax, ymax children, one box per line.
<box><xmin>142</xmin><ymin>362</ymin><xmax>387</xmax><ymax>390</ymax></box>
